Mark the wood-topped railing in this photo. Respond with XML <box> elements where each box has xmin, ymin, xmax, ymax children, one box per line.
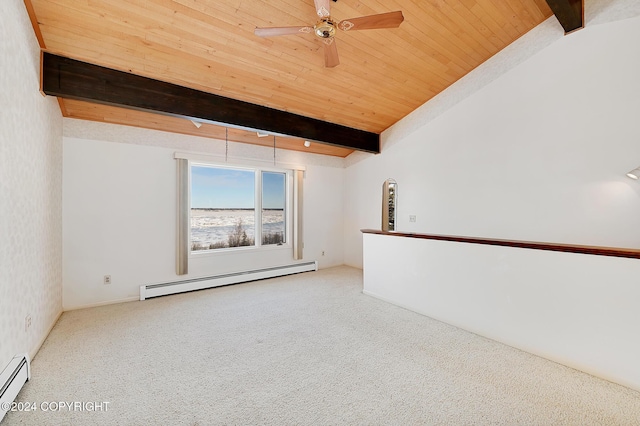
<box><xmin>361</xmin><ymin>229</ymin><xmax>640</xmax><ymax>260</ymax></box>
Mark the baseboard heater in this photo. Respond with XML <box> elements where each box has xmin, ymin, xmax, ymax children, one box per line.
<box><xmin>0</xmin><ymin>354</ymin><xmax>31</xmax><ymax>422</ymax></box>
<box><xmin>140</xmin><ymin>261</ymin><xmax>318</xmax><ymax>300</ymax></box>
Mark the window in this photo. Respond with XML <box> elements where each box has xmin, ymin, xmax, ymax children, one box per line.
<box><xmin>175</xmin><ymin>154</ymin><xmax>303</xmax><ymax>274</ymax></box>
<box><xmin>190</xmin><ymin>164</ymin><xmax>289</xmax><ymax>252</ymax></box>
<box><xmin>262</xmin><ymin>171</ymin><xmax>286</xmax><ymax>246</ymax></box>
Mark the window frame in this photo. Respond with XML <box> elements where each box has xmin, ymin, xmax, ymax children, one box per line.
<box><xmin>188</xmin><ymin>161</ymin><xmax>293</xmax><ymax>256</ymax></box>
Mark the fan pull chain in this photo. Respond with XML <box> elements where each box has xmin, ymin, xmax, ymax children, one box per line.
<box><xmin>273</xmin><ymin>135</ymin><xmax>276</xmax><ymax>166</ymax></box>
<box><xmin>225</xmin><ymin>128</ymin><xmax>229</xmax><ymax>162</ymax></box>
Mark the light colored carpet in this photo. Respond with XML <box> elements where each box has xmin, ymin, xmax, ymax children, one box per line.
<box><xmin>5</xmin><ymin>266</ymin><xmax>640</xmax><ymax>425</ymax></box>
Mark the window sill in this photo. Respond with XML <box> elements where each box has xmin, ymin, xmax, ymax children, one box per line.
<box><xmin>189</xmin><ymin>243</ymin><xmax>292</xmax><ymax>258</ymax></box>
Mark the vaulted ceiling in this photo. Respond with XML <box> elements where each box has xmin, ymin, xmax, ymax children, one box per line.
<box><xmin>27</xmin><ymin>0</ymin><xmax>558</xmax><ymax>157</ymax></box>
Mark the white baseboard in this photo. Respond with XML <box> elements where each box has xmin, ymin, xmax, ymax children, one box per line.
<box><xmin>63</xmin><ymin>296</ymin><xmax>140</xmax><ymax>312</ymax></box>
<box><xmin>30</xmin><ymin>310</ymin><xmax>63</xmax><ymax>362</ymax></box>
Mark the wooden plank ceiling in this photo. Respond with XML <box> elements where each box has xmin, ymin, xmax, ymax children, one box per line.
<box><xmin>29</xmin><ymin>0</ymin><xmax>553</xmax><ymax>157</ymax></box>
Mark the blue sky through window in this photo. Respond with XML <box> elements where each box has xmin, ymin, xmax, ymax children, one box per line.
<box><xmin>191</xmin><ymin>166</ymin><xmax>254</xmax><ymax>208</ymax></box>
<box><xmin>191</xmin><ymin>166</ymin><xmax>284</xmax><ymax>209</ymax></box>
<box><xmin>262</xmin><ymin>172</ymin><xmax>285</xmax><ymax>209</ymax></box>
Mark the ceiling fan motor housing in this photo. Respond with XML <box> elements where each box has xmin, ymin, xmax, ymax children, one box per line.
<box><xmin>314</xmin><ymin>18</ymin><xmax>336</xmax><ymax>38</ymax></box>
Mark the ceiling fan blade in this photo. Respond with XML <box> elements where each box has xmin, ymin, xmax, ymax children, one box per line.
<box><xmin>323</xmin><ymin>39</ymin><xmax>339</xmax><ymax>68</ymax></box>
<box><xmin>314</xmin><ymin>0</ymin><xmax>331</xmax><ymax>17</ymax></box>
<box><xmin>338</xmin><ymin>11</ymin><xmax>404</xmax><ymax>31</ymax></box>
<box><xmin>255</xmin><ymin>26</ymin><xmax>312</xmax><ymax>37</ymax></box>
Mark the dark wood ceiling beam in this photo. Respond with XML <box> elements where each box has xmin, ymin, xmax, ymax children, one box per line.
<box><xmin>545</xmin><ymin>0</ymin><xmax>584</xmax><ymax>34</ymax></box>
<box><xmin>41</xmin><ymin>53</ymin><xmax>379</xmax><ymax>153</ymax></box>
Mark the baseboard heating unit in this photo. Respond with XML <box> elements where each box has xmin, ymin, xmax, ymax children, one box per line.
<box><xmin>0</xmin><ymin>354</ymin><xmax>31</xmax><ymax>422</ymax></box>
<box><xmin>140</xmin><ymin>261</ymin><xmax>318</xmax><ymax>300</ymax></box>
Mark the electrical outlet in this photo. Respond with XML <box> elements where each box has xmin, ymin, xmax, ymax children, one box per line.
<box><xmin>104</xmin><ymin>275</ymin><xmax>111</xmax><ymax>285</ymax></box>
<box><xmin>25</xmin><ymin>315</ymin><xmax>32</xmax><ymax>332</ymax></box>
<box><xmin>409</xmin><ymin>215</ymin><xmax>417</xmax><ymax>223</ymax></box>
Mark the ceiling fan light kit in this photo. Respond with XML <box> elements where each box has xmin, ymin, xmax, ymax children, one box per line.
<box><xmin>315</xmin><ymin>18</ymin><xmax>337</xmax><ymax>39</ymax></box>
<box><xmin>254</xmin><ymin>0</ymin><xmax>403</xmax><ymax>67</ymax></box>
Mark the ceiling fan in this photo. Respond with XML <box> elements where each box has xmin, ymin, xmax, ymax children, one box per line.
<box><xmin>254</xmin><ymin>0</ymin><xmax>404</xmax><ymax>68</ymax></box>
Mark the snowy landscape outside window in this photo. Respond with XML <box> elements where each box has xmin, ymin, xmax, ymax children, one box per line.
<box><xmin>262</xmin><ymin>171</ymin><xmax>286</xmax><ymax>246</ymax></box>
<box><xmin>190</xmin><ymin>164</ymin><xmax>288</xmax><ymax>252</ymax></box>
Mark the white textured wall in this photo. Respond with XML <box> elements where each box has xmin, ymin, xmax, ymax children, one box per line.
<box><xmin>62</xmin><ymin>120</ymin><xmax>345</xmax><ymax>310</ymax></box>
<box><xmin>345</xmin><ymin>5</ymin><xmax>640</xmax><ymax>268</ymax></box>
<box><xmin>0</xmin><ymin>0</ymin><xmax>63</xmax><ymax>367</ymax></box>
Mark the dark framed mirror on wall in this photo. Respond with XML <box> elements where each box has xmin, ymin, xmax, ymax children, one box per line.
<box><xmin>382</xmin><ymin>179</ymin><xmax>397</xmax><ymax>231</ymax></box>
